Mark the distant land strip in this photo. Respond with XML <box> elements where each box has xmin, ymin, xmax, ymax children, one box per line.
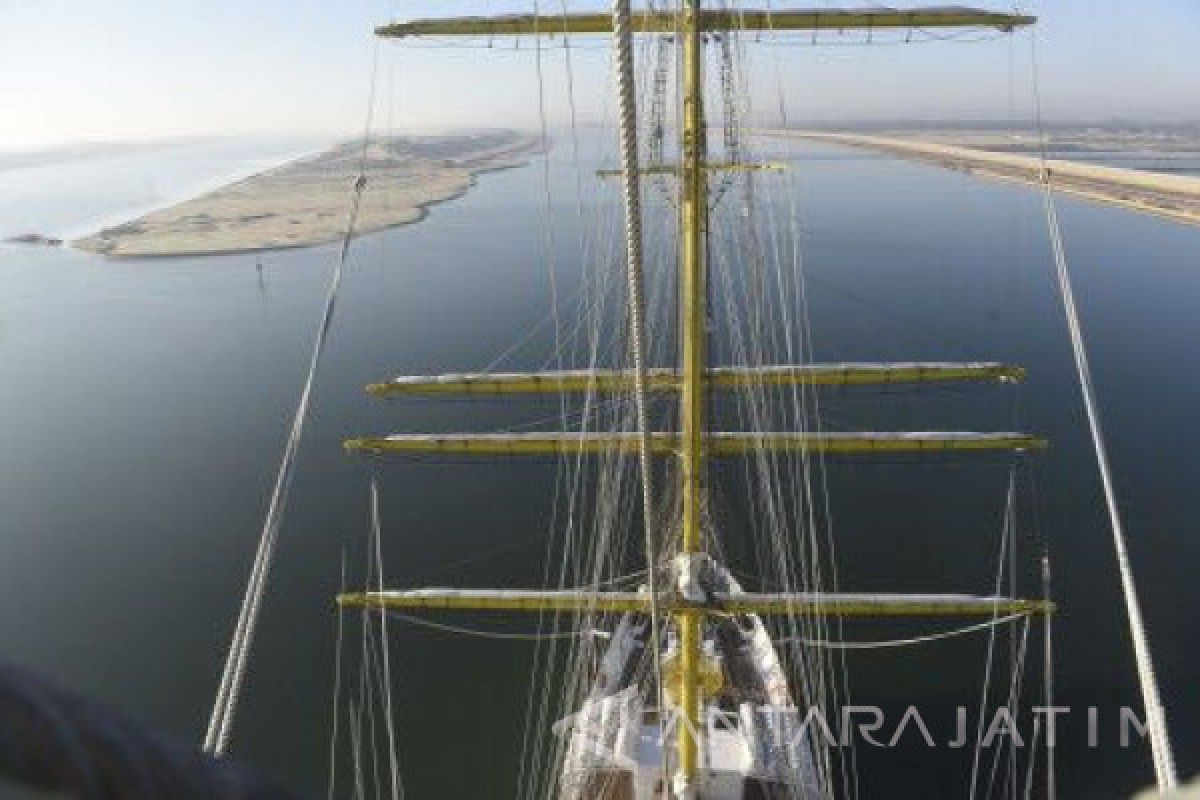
<box><xmin>762</xmin><ymin>130</ymin><xmax>1200</xmax><ymax>226</ymax></box>
<box><xmin>74</xmin><ymin>130</ymin><xmax>540</xmax><ymax>258</ymax></box>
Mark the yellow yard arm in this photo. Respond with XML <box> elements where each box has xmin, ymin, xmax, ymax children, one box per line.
<box><xmin>344</xmin><ymin>431</ymin><xmax>1046</xmax><ymax>457</ymax></box>
<box><xmin>376</xmin><ymin>8</ymin><xmax>1034</xmax><ymax>39</ymax></box>
<box><xmin>366</xmin><ymin>362</ymin><xmax>1026</xmax><ymax>396</ymax></box>
<box><xmin>338</xmin><ymin>588</ymin><xmax>1054</xmax><ymax>617</ymax></box>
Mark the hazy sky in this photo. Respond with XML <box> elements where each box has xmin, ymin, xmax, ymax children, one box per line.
<box><xmin>0</xmin><ymin>0</ymin><xmax>1196</xmax><ymax>150</ymax></box>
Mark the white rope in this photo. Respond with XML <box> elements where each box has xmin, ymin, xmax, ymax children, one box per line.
<box><xmin>1041</xmin><ymin>181</ymin><xmax>1177</xmax><ymax>791</ymax></box>
<box><xmin>1042</xmin><ymin>555</ymin><xmax>1056</xmax><ymax>800</ymax></box>
<box><xmin>203</xmin><ymin>40</ymin><xmax>382</xmax><ymax>757</ymax></box>
<box><xmin>1029</xmin><ymin>29</ymin><xmax>1177</xmax><ymax>790</ymax></box>
<box><xmin>1023</xmin><ymin>720</ymin><xmax>1042</xmax><ymax>800</ymax></box>
<box><xmin>326</xmin><ymin>550</ymin><xmax>348</xmax><ymax>800</ymax></box>
<box><xmin>347</xmin><ymin>699</ymin><xmax>367</xmax><ymax>800</ymax></box>
<box><xmin>203</xmin><ymin>178</ymin><xmax>365</xmax><ymax>757</ymax></box>
<box><xmin>370</xmin><ymin>478</ymin><xmax>403</xmax><ymax>800</ymax></box>
<box><xmin>783</xmin><ymin>613</ymin><xmax>1026</xmax><ymax>650</ymax></box>
<box><xmin>969</xmin><ymin>473</ymin><xmax>1016</xmax><ymax>800</ymax></box>
<box><xmin>610</xmin><ymin>0</ymin><xmax>669</xmax><ymax>770</ymax></box>
<box><xmin>983</xmin><ymin>615</ymin><xmax>1030</xmax><ymax>799</ymax></box>
<box><xmin>610</xmin><ymin>0</ymin><xmax>670</xmax><ymax>789</ymax></box>
<box><xmin>386</xmin><ymin>612</ymin><xmax>589</xmax><ymax>641</ymax></box>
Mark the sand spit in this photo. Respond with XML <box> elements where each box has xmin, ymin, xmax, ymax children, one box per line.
<box><xmin>764</xmin><ymin>130</ymin><xmax>1200</xmax><ymax>226</ymax></box>
<box><xmin>74</xmin><ymin>131</ymin><xmax>540</xmax><ymax>257</ymax></box>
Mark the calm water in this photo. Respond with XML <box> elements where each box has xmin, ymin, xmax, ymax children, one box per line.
<box><xmin>0</xmin><ymin>136</ymin><xmax>1197</xmax><ymax>798</ymax></box>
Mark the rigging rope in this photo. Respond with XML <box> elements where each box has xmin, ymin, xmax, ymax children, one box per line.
<box><xmin>203</xmin><ymin>64</ymin><xmax>379</xmax><ymax>752</ymax></box>
<box><xmin>968</xmin><ymin>471</ymin><xmax>1017</xmax><ymax>800</ymax></box>
<box><xmin>709</xmin><ymin>28</ymin><xmax>741</xmax><ymax>208</ymax></box>
<box><xmin>1041</xmin><ymin>555</ymin><xmax>1056</xmax><ymax>800</ymax></box>
<box><xmin>369</xmin><ymin>477</ymin><xmax>403</xmax><ymax>800</ymax></box>
<box><xmin>1030</xmin><ymin>28</ymin><xmax>1178</xmax><ymax>791</ymax></box>
<box><xmin>782</xmin><ymin>613</ymin><xmax>1026</xmax><ymax>650</ymax></box>
<box><xmin>203</xmin><ymin>176</ymin><xmax>366</xmax><ymax>757</ymax></box>
<box><xmin>386</xmin><ymin>612</ymin><xmax>589</xmax><ymax>641</ymax></box>
<box><xmin>203</xmin><ymin>171</ymin><xmax>368</xmax><ymax>758</ymax></box>
<box><xmin>326</xmin><ymin>552</ymin><xmax>347</xmax><ymax>800</ymax></box>
<box><xmin>1041</xmin><ymin>178</ymin><xmax>1178</xmax><ymax>792</ymax></box>
<box><xmin>645</xmin><ymin>36</ymin><xmax>671</xmax><ymax>188</ymax></box>
<box><xmin>609</xmin><ymin>0</ymin><xmax>669</xmax><ymax>786</ymax></box>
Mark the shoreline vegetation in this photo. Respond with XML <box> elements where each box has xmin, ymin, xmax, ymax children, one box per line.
<box><xmin>73</xmin><ymin>131</ymin><xmax>540</xmax><ymax>258</ymax></box>
<box><xmin>764</xmin><ymin>130</ymin><xmax>1200</xmax><ymax>226</ymax></box>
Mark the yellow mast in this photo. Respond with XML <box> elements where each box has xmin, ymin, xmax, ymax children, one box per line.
<box><xmin>362</xmin><ymin>8</ymin><xmax>1041</xmax><ymax>795</ymax></box>
<box><xmin>677</xmin><ymin>0</ymin><xmax>706</xmax><ymax>780</ymax></box>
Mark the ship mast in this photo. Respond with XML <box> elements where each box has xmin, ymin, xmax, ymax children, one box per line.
<box><xmin>350</xmin><ymin>6</ymin><xmax>1043</xmax><ymax>797</ymax></box>
<box><xmin>677</xmin><ymin>0</ymin><xmax>707</xmax><ymax>781</ymax></box>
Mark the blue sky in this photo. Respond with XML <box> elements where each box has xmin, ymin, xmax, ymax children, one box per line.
<box><xmin>0</xmin><ymin>0</ymin><xmax>1196</xmax><ymax>149</ymax></box>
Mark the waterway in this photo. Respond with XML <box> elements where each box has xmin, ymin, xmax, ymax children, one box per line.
<box><xmin>0</xmin><ymin>134</ymin><xmax>1196</xmax><ymax>798</ymax></box>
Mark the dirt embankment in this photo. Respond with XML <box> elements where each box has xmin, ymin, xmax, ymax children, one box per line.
<box><xmin>763</xmin><ymin>130</ymin><xmax>1200</xmax><ymax>226</ymax></box>
<box><xmin>74</xmin><ymin>131</ymin><xmax>541</xmax><ymax>258</ymax></box>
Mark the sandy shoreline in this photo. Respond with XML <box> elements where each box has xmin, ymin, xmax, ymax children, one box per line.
<box><xmin>73</xmin><ymin>131</ymin><xmax>540</xmax><ymax>258</ymax></box>
<box><xmin>763</xmin><ymin>130</ymin><xmax>1200</xmax><ymax>226</ymax></box>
